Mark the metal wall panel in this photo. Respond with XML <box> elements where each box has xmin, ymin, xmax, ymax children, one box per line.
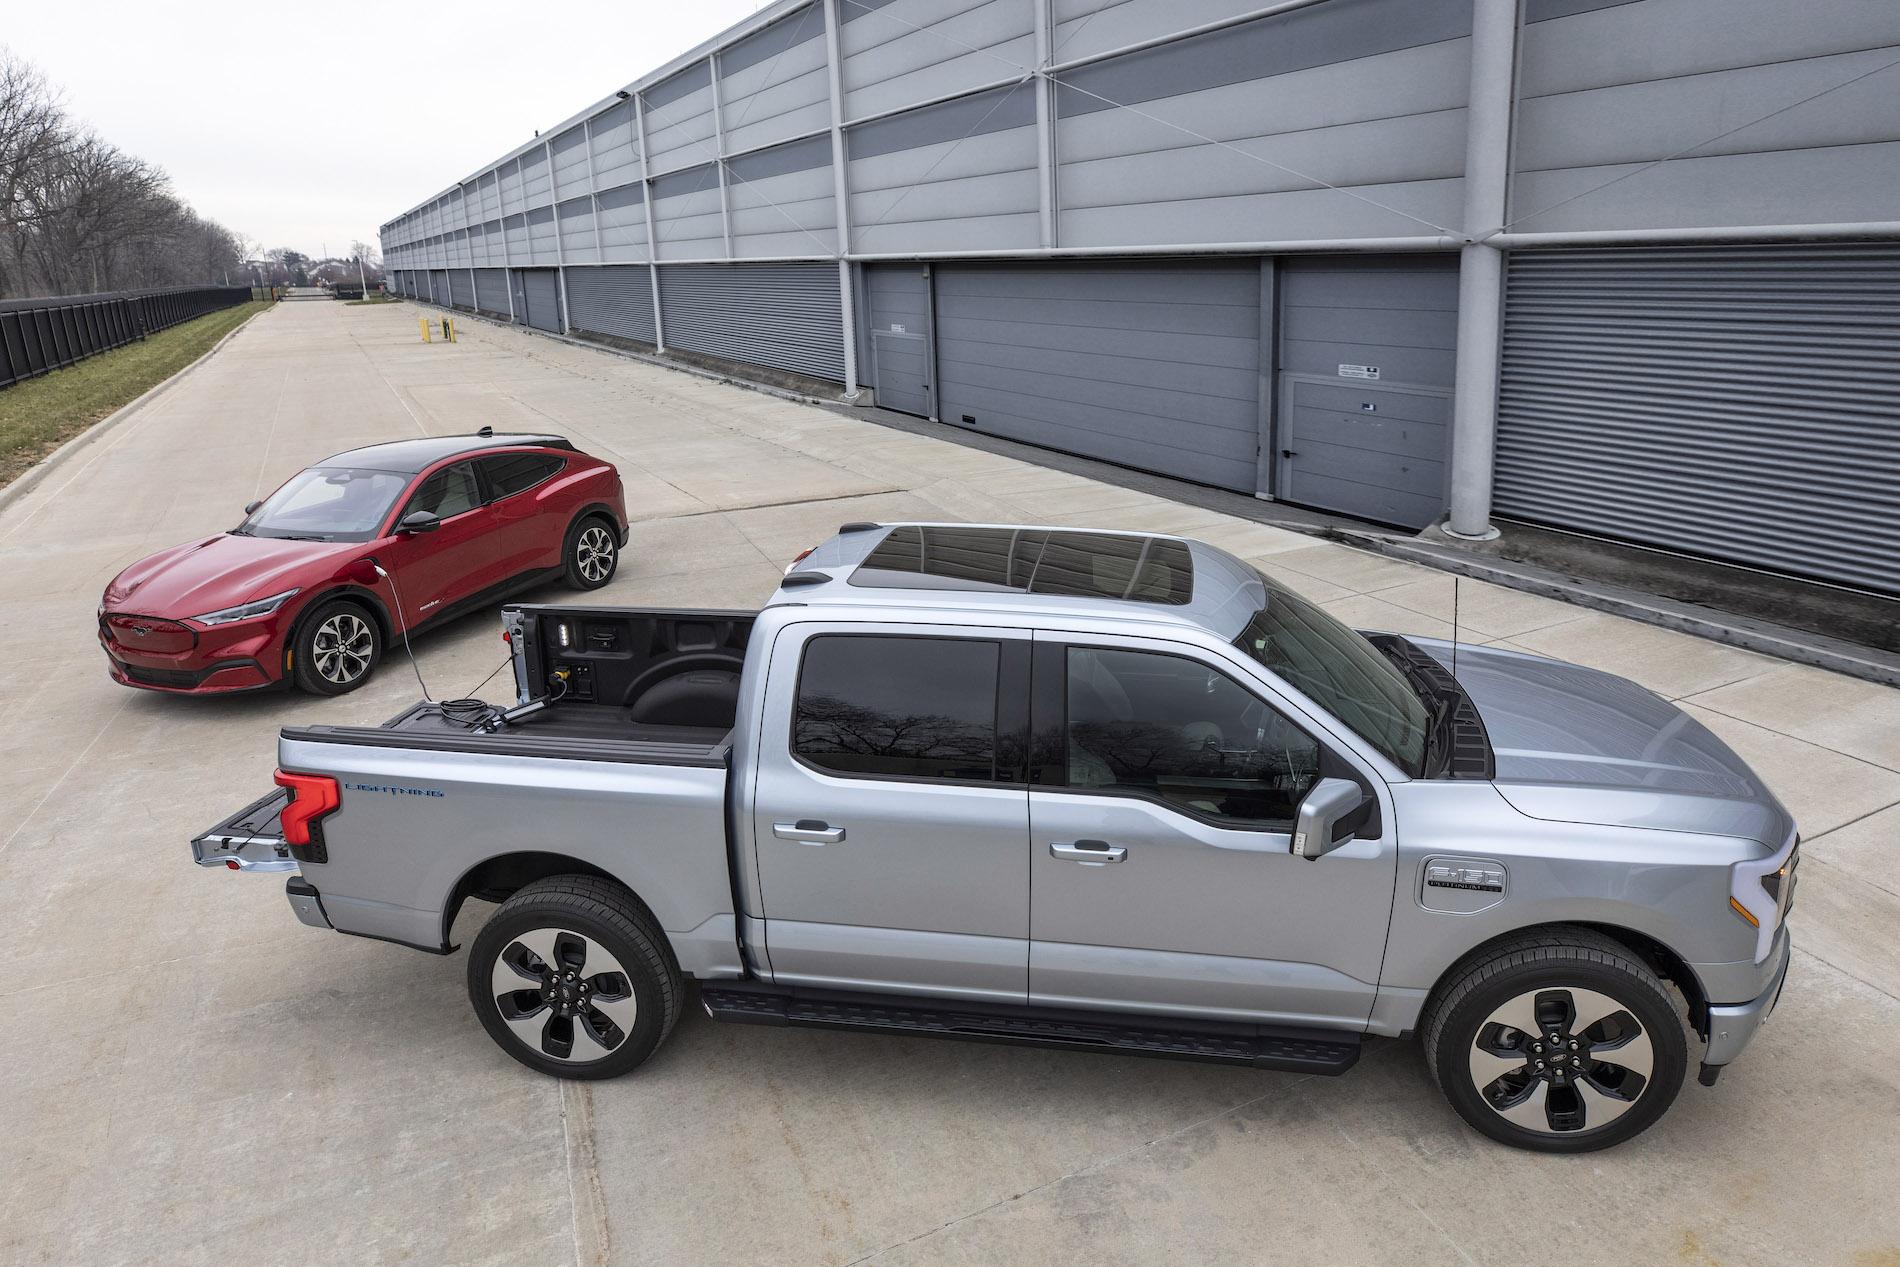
<box><xmin>520</xmin><ymin>147</ymin><xmax>553</xmax><ymax>209</ymax></box>
<box><xmin>840</xmin><ymin>0</ymin><xmax>1035</xmax><ymax>121</ymax></box>
<box><xmin>933</xmin><ymin>261</ymin><xmax>1260</xmax><ymax>490</ymax></box>
<box><xmin>659</xmin><ymin>261</ymin><xmax>844</xmax><ymax>381</ymax></box>
<box><xmin>643</xmin><ymin>64</ymin><xmax>718</xmax><ymax>175</ymax></box>
<box><xmin>1495</xmin><ymin>244</ymin><xmax>1900</xmax><ymax>595</ymax></box>
<box><xmin>720</xmin><ymin>4</ymin><xmax>830</xmax><ymax>155</ymax></box>
<box><xmin>474</xmin><ymin>268</ymin><xmax>512</xmax><ymax>317</ymax></box>
<box><xmin>1512</xmin><ymin>0</ymin><xmax>1900</xmax><ymax>233</ymax></box>
<box><xmin>520</xmin><ymin>268</ymin><xmax>563</xmax><ymax>332</ymax></box>
<box><xmin>526</xmin><ymin>206</ymin><xmax>560</xmax><ymax>265</ymax></box>
<box><xmin>551</xmin><ymin>126</ymin><xmax>592</xmax><ymax>199</ymax></box>
<box><xmin>587</xmin><ymin>100</ymin><xmax>641</xmax><ymax>190</ymax></box>
<box><xmin>847</xmin><ymin>81</ymin><xmax>1039</xmax><ymax>254</ymax></box>
<box><xmin>728</xmin><ymin>136</ymin><xmax>837</xmax><ymax>257</ymax></box>
<box><xmin>558</xmin><ymin>198</ymin><xmax>598</xmax><ymax>263</ymax></box>
<box><xmin>448</xmin><ymin>269</ymin><xmax>475</xmax><ymax>308</ymax></box>
<box><xmin>564</xmin><ymin>264</ymin><xmax>658</xmax><ymax>346</ymax></box>
<box><xmin>596</xmin><ymin>183</ymin><xmax>651</xmax><ymax>261</ymax></box>
<box><xmin>651</xmin><ymin>164</ymin><xmax>727</xmax><ymax>260</ymax></box>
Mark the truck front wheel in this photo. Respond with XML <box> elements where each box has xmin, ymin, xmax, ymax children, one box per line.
<box><xmin>1421</xmin><ymin>928</ymin><xmax>1688</xmax><ymax>1153</ymax></box>
<box><xmin>468</xmin><ymin>876</ymin><xmax>682</xmax><ymax>1079</ymax></box>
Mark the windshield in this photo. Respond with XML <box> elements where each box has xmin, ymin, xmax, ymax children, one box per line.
<box><xmin>1232</xmin><ymin>569</ymin><xmax>1429</xmax><ymax>776</ymax></box>
<box><xmin>237</xmin><ymin>467</ymin><xmax>410</xmax><ymax>541</ymax></box>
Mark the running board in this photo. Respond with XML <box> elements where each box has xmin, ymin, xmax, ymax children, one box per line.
<box><xmin>699</xmin><ymin>985</ymin><xmax>1360</xmax><ymax>1075</ymax></box>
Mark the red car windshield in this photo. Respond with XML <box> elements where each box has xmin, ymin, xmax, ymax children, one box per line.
<box><xmin>236</xmin><ymin>467</ymin><xmax>411</xmax><ymax>541</ymax></box>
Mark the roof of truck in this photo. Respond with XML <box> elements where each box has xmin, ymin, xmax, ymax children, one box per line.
<box><xmin>321</xmin><ymin>432</ymin><xmax>575</xmax><ymax>473</ymax></box>
<box><xmin>773</xmin><ymin>523</ymin><xmax>1269</xmax><ymax>640</ymax></box>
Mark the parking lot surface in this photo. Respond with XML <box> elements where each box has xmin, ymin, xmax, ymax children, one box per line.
<box><xmin>3</xmin><ymin>300</ymin><xmax>1897</xmax><ymax>1266</ymax></box>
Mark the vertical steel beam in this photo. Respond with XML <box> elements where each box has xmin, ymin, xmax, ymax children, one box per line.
<box><xmin>1445</xmin><ymin>0</ymin><xmax>1519</xmax><ymax>541</ymax></box>
<box><xmin>710</xmin><ymin>52</ymin><xmax>736</xmax><ymax>260</ymax></box>
<box><xmin>547</xmin><ymin>138</ymin><xmax>572</xmax><ymax>334</ymax></box>
<box><xmin>582</xmin><ymin>115</ymin><xmax>607</xmax><ymax>260</ymax></box>
<box><xmin>1033</xmin><ymin>0</ymin><xmax>1057</xmax><ymax>249</ymax></box>
<box><xmin>634</xmin><ymin>92</ymin><xmax>666</xmax><ymax>351</ymax></box>
<box><xmin>822</xmin><ymin>0</ymin><xmax>861</xmax><ymax>399</ymax></box>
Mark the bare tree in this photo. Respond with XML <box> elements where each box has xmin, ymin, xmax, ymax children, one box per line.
<box><xmin>0</xmin><ymin>46</ymin><xmax>248</xmax><ymax>300</ymax></box>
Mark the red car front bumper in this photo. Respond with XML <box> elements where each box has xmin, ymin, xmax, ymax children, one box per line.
<box><xmin>98</xmin><ymin>611</ymin><xmax>286</xmax><ymax>694</ymax></box>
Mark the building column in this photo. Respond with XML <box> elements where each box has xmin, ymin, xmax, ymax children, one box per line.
<box><xmin>823</xmin><ymin>0</ymin><xmax>860</xmax><ymax>399</ymax></box>
<box><xmin>1445</xmin><ymin>0</ymin><xmax>1519</xmax><ymax>541</ymax></box>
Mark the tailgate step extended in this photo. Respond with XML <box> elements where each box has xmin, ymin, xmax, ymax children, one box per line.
<box><xmin>700</xmin><ymin>985</ymin><xmax>1360</xmax><ymax>1075</ymax></box>
<box><xmin>192</xmin><ymin>787</ymin><xmax>296</xmax><ymax>872</ymax></box>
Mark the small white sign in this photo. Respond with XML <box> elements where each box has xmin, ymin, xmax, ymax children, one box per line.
<box><xmin>1338</xmin><ymin>363</ymin><xmax>1380</xmax><ymax>380</ymax></box>
<box><xmin>890</xmin><ymin>323</ymin><xmax>906</xmax><ymax>333</ymax></box>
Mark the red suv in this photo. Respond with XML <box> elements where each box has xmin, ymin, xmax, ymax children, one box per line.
<box><xmin>99</xmin><ymin>431</ymin><xmax>628</xmax><ymax>696</ymax></box>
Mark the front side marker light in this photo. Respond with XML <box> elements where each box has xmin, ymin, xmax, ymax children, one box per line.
<box><xmin>1729</xmin><ymin>896</ymin><xmax>1759</xmax><ymax>928</ymax></box>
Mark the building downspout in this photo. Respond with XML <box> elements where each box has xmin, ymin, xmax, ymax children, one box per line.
<box><xmin>1444</xmin><ymin>0</ymin><xmax>1519</xmax><ymax>541</ymax></box>
<box><xmin>823</xmin><ymin>0</ymin><xmax>862</xmax><ymax>401</ymax></box>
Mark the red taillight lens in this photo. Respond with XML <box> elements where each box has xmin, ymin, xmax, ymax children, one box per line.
<box><xmin>790</xmin><ymin>547</ymin><xmax>814</xmax><ymax>565</ymax></box>
<box><xmin>275</xmin><ymin>769</ymin><xmax>340</xmax><ymax>848</ymax></box>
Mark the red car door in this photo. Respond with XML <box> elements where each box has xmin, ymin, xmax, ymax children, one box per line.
<box><xmin>474</xmin><ymin>451</ymin><xmax>568</xmax><ymax>577</ymax></box>
<box><xmin>378</xmin><ymin>459</ymin><xmax>503</xmax><ymax>630</ymax></box>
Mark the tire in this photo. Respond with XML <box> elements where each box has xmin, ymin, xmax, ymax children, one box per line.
<box><xmin>1421</xmin><ymin>927</ymin><xmax>1687</xmax><ymax>1153</ymax></box>
<box><xmin>467</xmin><ymin>875</ymin><xmax>682</xmax><ymax>1080</ymax></box>
<box><xmin>290</xmin><ymin>598</ymin><xmax>382</xmax><ymax>695</ymax></box>
<box><xmin>564</xmin><ymin>515</ymin><xmax>619</xmax><ymax>590</ymax></box>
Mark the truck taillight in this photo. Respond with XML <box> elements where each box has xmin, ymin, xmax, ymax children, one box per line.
<box><xmin>790</xmin><ymin>547</ymin><xmax>814</xmax><ymax>565</ymax></box>
<box><xmin>275</xmin><ymin>769</ymin><xmax>340</xmax><ymax>858</ymax></box>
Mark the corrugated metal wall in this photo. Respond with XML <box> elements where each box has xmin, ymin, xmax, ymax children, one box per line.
<box><xmin>521</xmin><ymin>269</ymin><xmax>562</xmax><ymax>332</ymax></box>
<box><xmin>448</xmin><ymin>270</ymin><xmax>475</xmax><ymax>309</ymax></box>
<box><xmin>565</xmin><ymin>266</ymin><xmax>657</xmax><ymax>345</ymax></box>
<box><xmin>1495</xmin><ymin>244</ymin><xmax>1900</xmax><ymax>596</ymax></box>
<box><xmin>659</xmin><ymin>262</ymin><xmax>844</xmax><ymax>382</ymax></box>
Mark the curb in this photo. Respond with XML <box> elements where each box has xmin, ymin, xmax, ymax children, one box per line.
<box><xmin>1338</xmin><ymin>529</ymin><xmax>1900</xmax><ymax>688</ymax></box>
<box><xmin>0</xmin><ymin>303</ymin><xmax>271</xmax><ymax>519</ymax></box>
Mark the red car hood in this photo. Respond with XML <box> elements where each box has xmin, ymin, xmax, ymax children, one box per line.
<box><xmin>105</xmin><ymin>533</ymin><xmax>362</xmax><ymax>618</ymax></box>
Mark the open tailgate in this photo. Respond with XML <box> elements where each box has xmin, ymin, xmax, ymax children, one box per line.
<box><xmin>191</xmin><ymin>787</ymin><xmax>298</xmax><ymax>872</ymax></box>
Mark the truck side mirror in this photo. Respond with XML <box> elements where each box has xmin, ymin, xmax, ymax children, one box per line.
<box><xmin>1293</xmin><ymin>778</ymin><xmax>1368</xmax><ymax>861</ymax></box>
<box><xmin>397</xmin><ymin>510</ymin><xmax>442</xmax><ymax>535</ymax></box>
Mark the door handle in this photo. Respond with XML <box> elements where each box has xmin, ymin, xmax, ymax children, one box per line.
<box><xmin>773</xmin><ymin>820</ymin><xmax>845</xmax><ymax>845</ymax></box>
<box><xmin>1281</xmin><ymin>449</ymin><xmax>1297</xmax><ymax>459</ymax></box>
<box><xmin>1050</xmin><ymin>839</ymin><xmax>1126</xmax><ymax>865</ymax></box>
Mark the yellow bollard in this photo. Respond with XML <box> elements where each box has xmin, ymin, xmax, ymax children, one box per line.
<box><xmin>441</xmin><ymin>317</ymin><xmax>455</xmax><ymax>343</ymax></box>
<box><xmin>418</xmin><ymin>316</ymin><xmax>432</xmax><ymax>344</ymax></box>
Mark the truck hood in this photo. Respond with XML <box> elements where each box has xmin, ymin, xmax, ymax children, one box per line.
<box><xmin>104</xmin><ymin>533</ymin><xmax>360</xmax><ymax>618</ymax></box>
<box><xmin>1413</xmin><ymin>638</ymin><xmax>1793</xmax><ymax>848</ymax></box>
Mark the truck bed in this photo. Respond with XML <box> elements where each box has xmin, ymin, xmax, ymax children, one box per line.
<box><xmin>282</xmin><ymin>700</ymin><xmax>732</xmax><ymax>766</ymax></box>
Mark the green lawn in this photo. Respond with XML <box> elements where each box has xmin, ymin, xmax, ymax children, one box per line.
<box><xmin>0</xmin><ymin>299</ymin><xmax>271</xmax><ymax>490</ymax></box>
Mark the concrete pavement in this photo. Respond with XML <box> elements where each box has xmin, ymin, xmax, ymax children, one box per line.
<box><xmin>2</xmin><ymin>299</ymin><xmax>1897</xmax><ymax>1266</ymax></box>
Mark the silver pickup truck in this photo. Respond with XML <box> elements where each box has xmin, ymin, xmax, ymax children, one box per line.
<box><xmin>195</xmin><ymin>523</ymin><xmax>1796</xmax><ymax>1153</ymax></box>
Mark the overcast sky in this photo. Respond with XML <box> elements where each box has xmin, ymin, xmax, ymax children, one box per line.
<box><xmin>9</xmin><ymin>0</ymin><xmax>766</xmax><ymax>259</ymax></box>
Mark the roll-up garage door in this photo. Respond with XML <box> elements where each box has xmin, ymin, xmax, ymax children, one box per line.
<box><xmin>1495</xmin><ymin>244</ymin><xmax>1900</xmax><ymax>596</ymax></box>
<box><xmin>659</xmin><ymin>262</ymin><xmax>843</xmax><ymax>382</ymax></box>
<box><xmin>448</xmin><ymin>269</ymin><xmax>474</xmax><ymax>309</ymax></box>
<box><xmin>933</xmin><ymin>261</ymin><xmax>1260</xmax><ymax>491</ymax></box>
<box><xmin>521</xmin><ymin>268</ymin><xmax>562</xmax><ymax>333</ymax></box>
<box><xmin>564</xmin><ymin>265</ymin><xmax>656</xmax><ymax>346</ymax></box>
<box><xmin>432</xmin><ymin>270</ymin><xmax>451</xmax><ymax>304</ymax></box>
<box><xmin>474</xmin><ymin>268</ymin><xmax>511</xmax><ymax>318</ymax></box>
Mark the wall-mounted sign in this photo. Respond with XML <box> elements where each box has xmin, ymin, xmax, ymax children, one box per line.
<box><xmin>890</xmin><ymin>323</ymin><xmax>906</xmax><ymax>333</ymax></box>
<box><xmin>1338</xmin><ymin>364</ymin><xmax>1380</xmax><ymax>380</ymax></box>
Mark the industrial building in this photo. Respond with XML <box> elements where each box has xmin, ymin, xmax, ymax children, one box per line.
<box><xmin>381</xmin><ymin>0</ymin><xmax>1900</xmax><ymax>599</ymax></box>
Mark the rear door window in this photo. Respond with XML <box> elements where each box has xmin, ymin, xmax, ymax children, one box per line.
<box><xmin>404</xmin><ymin>461</ymin><xmax>482</xmax><ymax>519</ymax></box>
<box><xmin>479</xmin><ymin>453</ymin><xmax>564</xmax><ymax>501</ymax></box>
<box><xmin>794</xmin><ymin>635</ymin><xmax>1003</xmax><ymax>783</ymax></box>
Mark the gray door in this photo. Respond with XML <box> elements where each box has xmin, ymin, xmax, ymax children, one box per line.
<box><xmin>750</xmin><ymin>622</ymin><xmax>1031</xmax><ymax>1003</ymax></box>
<box><xmin>448</xmin><ymin>269</ymin><xmax>474</xmax><ymax>309</ymax></box>
<box><xmin>1275</xmin><ymin>255</ymin><xmax>1458</xmax><ymax>528</ymax></box>
<box><xmin>563</xmin><ymin>264</ymin><xmax>656</xmax><ymax>345</ymax></box>
<box><xmin>659</xmin><ymin>262</ymin><xmax>845</xmax><ymax>382</ymax></box>
<box><xmin>866</xmin><ymin>264</ymin><xmax>934</xmax><ymax>418</ymax></box>
<box><xmin>474</xmin><ymin>268</ymin><xmax>511</xmax><ymax>318</ymax></box>
<box><xmin>1497</xmin><ymin>243</ymin><xmax>1900</xmax><ymax>597</ymax></box>
<box><xmin>933</xmin><ymin>262</ymin><xmax>1262</xmax><ymax>491</ymax></box>
<box><xmin>521</xmin><ymin>268</ymin><xmax>561</xmax><ymax>333</ymax></box>
<box><xmin>1027</xmin><ymin>633</ymin><xmax>1396</xmax><ymax>1028</ymax></box>
<box><xmin>432</xmin><ymin>270</ymin><xmax>451</xmax><ymax>305</ymax></box>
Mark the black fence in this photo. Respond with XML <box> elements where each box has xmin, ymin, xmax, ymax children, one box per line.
<box><xmin>0</xmin><ymin>285</ymin><xmax>254</xmax><ymax>391</ymax></box>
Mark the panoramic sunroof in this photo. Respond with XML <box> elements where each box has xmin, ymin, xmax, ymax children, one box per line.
<box><xmin>851</xmin><ymin>526</ymin><xmax>1193</xmax><ymax>605</ymax></box>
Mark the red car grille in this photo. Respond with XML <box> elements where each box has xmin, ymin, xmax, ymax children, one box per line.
<box><xmin>102</xmin><ymin>614</ymin><xmax>196</xmax><ymax>654</ymax></box>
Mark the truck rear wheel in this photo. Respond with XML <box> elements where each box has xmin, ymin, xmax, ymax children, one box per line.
<box><xmin>468</xmin><ymin>876</ymin><xmax>682</xmax><ymax>1079</ymax></box>
<box><xmin>1421</xmin><ymin>928</ymin><xmax>1687</xmax><ymax>1153</ymax></box>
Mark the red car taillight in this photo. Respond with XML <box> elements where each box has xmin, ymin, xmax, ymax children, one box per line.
<box><xmin>275</xmin><ymin>769</ymin><xmax>340</xmax><ymax>861</ymax></box>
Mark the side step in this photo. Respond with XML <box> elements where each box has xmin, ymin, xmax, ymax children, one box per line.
<box><xmin>700</xmin><ymin>985</ymin><xmax>1360</xmax><ymax>1076</ymax></box>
